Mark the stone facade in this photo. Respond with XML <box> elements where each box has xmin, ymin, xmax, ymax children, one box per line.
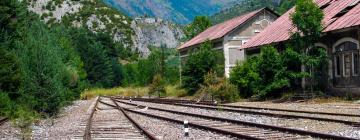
<box><xmin>318</xmin><ymin>27</ymin><xmax>360</xmax><ymax>96</ymax></box>
<box><xmin>179</xmin><ymin>9</ymin><xmax>278</xmax><ymax>77</ymax></box>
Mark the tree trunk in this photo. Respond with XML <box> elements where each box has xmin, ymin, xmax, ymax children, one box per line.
<box><xmin>301</xmin><ymin>64</ymin><xmax>306</xmax><ymax>92</ymax></box>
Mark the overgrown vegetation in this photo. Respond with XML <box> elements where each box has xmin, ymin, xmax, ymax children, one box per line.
<box><xmin>229</xmin><ymin>0</ymin><xmax>326</xmax><ymax>100</ymax></box>
<box><xmin>197</xmin><ymin>71</ymin><xmax>239</xmax><ymax>102</ymax></box>
<box><xmin>181</xmin><ymin>41</ymin><xmax>224</xmax><ymax>95</ymax></box>
<box><xmin>230</xmin><ymin>46</ymin><xmax>289</xmax><ymax>99</ymax></box>
<box><xmin>122</xmin><ymin>46</ymin><xmax>180</xmax><ymax>86</ymax></box>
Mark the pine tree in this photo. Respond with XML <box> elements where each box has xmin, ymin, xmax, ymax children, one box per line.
<box><xmin>17</xmin><ymin>21</ymin><xmax>68</xmax><ymax>115</ymax></box>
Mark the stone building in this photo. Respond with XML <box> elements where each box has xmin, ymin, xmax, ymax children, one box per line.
<box><xmin>242</xmin><ymin>0</ymin><xmax>360</xmax><ymax>96</ymax></box>
<box><xmin>178</xmin><ymin>8</ymin><xmax>279</xmax><ymax>77</ymax></box>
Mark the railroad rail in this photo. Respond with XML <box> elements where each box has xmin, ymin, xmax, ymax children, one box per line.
<box><xmin>83</xmin><ymin>97</ymin><xmax>157</xmax><ymax>140</ymax></box>
<box><xmin>0</xmin><ymin>117</ymin><xmax>8</xmax><ymax>126</ymax></box>
<box><xmin>119</xmin><ymin>97</ymin><xmax>360</xmax><ymax>126</ymax></box>
<box><xmin>110</xmin><ymin>97</ymin><xmax>356</xmax><ymax>140</ymax></box>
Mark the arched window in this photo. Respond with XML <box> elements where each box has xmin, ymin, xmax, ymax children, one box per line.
<box><xmin>334</xmin><ymin>41</ymin><xmax>359</xmax><ymax>77</ymax></box>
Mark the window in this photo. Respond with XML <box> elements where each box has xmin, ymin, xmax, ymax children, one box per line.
<box><xmin>354</xmin><ymin>53</ymin><xmax>359</xmax><ymax>75</ymax></box>
<box><xmin>335</xmin><ymin>55</ymin><xmax>341</xmax><ymax>76</ymax></box>
<box><xmin>334</xmin><ymin>41</ymin><xmax>359</xmax><ymax>77</ymax></box>
<box><xmin>344</xmin><ymin>54</ymin><xmax>351</xmax><ymax>76</ymax></box>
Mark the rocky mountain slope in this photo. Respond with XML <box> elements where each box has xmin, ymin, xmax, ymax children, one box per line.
<box><xmin>27</xmin><ymin>0</ymin><xmax>183</xmax><ymax>56</ymax></box>
<box><xmin>131</xmin><ymin>18</ymin><xmax>184</xmax><ymax>55</ymax></box>
<box><xmin>103</xmin><ymin>0</ymin><xmax>243</xmax><ymax>24</ymax></box>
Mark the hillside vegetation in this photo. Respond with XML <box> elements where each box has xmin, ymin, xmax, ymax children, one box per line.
<box><xmin>104</xmin><ymin>0</ymin><xmax>243</xmax><ymax>24</ymax></box>
<box><xmin>211</xmin><ymin>0</ymin><xmax>296</xmax><ymax>24</ymax></box>
<box><xmin>28</xmin><ymin>0</ymin><xmax>134</xmax><ymax>47</ymax></box>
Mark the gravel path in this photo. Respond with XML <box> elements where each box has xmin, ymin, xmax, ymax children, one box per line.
<box><xmin>127</xmin><ymin>112</ymin><xmax>235</xmax><ymax>140</ymax></box>
<box><xmin>185</xmin><ymin>103</ymin><xmax>360</xmax><ymax>122</ymax></box>
<box><xmin>117</xmin><ymin>102</ymin><xmax>311</xmax><ymax>140</ymax></box>
<box><xmin>100</xmin><ymin>97</ymin><xmax>236</xmax><ymax>140</ymax></box>
<box><xmin>32</xmin><ymin>98</ymin><xmax>96</xmax><ymax>139</ymax></box>
<box><xmin>118</xmin><ymin>99</ymin><xmax>360</xmax><ymax>139</ymax></box>
<box><xmin>227</xmin><ymin>101</ymin><xmax>360</xmax><ymax>114</ymax></box>
<box><xmin>0</xmin><ymin>120</ymin><xmax>21</xmax><ymax>139</ymax></box>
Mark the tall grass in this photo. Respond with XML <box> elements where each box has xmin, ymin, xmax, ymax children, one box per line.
<box><xmin>165</xmin><ymin>85</ymin><xmax>187</xmax><ymax>97</ymax></box>
<box><xmin>80</xmin><ymin>87</ymin><xmax>148</xmax><ymax>100</ymax></box>
<box><xmin>81</xmin><ymin>85</ymin><xmax>188</xmax><ymax>99</ymax></box>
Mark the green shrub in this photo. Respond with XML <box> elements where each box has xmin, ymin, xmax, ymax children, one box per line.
<box><xmin>182</xmin><ymin>41</ymin><xmax>224</xmax><ymax>95</ymax></box>
<box><xmin>230</xmin><ymin>46</ymin><xmax>289</xmax><ymax>99</ymax></box>
<box><xmin>148</xmin><ymin>74</ymin><xmax>166</xmax><ymax>97</ymax></box>
<box><xmin>197</xmin><ymin>71</ymin><xmax>239</xmax><ymax>102</ymax></box>
<box><xmin>0</xmin><ymin>91</ymin><xmax>12</xmax><ymax>116</ymax></box>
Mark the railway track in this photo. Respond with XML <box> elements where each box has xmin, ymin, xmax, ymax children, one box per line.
<box><xmin>81</xmin><ymin>97</ymin><xmax>157</xmax><ymax>140</ymax></box>
<box><xmin>108</xmin><ymin>97</ymin><xmax>356</xmax><ymax>140</ymax></box>
<box><xmin>120</xmin><ymin>97</ymin><xmax>360</xmax><ymax>126</ymax></box>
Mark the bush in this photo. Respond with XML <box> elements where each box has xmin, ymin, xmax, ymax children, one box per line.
<box><xmin>148</xmin><ymin>74</ymin><xmax>166</xmax><ymax>97</ymax></box>
<box><xmin>230</xmin><ymin>46</ymin><xmax>289</xmax><ymax>99</ymax></box>
<box><xmin>0</xmin><ymin>91</ymin><xmax>12</xmax><ymax>116</ymax></box>
<box><xmin>182</xmin><ymin>41</ymin><xmax>224</xmax><ymax>95</ymax></box>
<box><xmin>197</xmin><ymin>71</ymin><xmax>239</xmax><ymax>102</ymax></box>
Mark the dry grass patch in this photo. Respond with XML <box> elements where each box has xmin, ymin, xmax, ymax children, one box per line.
<box><xmin>165</xmin><ymin>85</ymin><xmax>187</xmax><ymax>97</ymax></box>
<box><xmin>80</xmin><ymin>87</ymin><xmax>148</xmax><ymax>100</ymax></box>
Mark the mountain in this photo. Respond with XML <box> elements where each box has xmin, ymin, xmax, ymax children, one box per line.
<box><xmin>27</xmin><ymin>0</ymin><xmax>184</xmax><ymax>56</ymax></box>
<box><xmin>131</xmin><ymin>18</ymin><xmax>184</xmax><ymax>56</ymax></box>
<box><xmin>210</xmin><ymin>0</ymin><xmax>296</xmax><ymax>24</ymax></box>
<box><xmin>103</xmin><ymin>0</ymin><xmax>243</xmax><ymax>24</ymax></box>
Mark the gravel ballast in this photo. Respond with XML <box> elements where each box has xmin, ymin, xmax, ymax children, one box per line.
<box><xmin>32</xmin><ymin>98</ymin><xmax>95</xmax><ymax>139</ymax></box>
<box><xmin>127</xmin><ymin>112</ymin><xmax>235</xmax><ymax>140</ymax></box>
<box><xmin>118</xmin><ymin>99</ymin><xmax>360</xmax><ymax>139</ymax></box>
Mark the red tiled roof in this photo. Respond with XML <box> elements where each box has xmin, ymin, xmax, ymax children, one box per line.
<box><xmin>178</xmin><ymin>8</ymin><xmax>265</xmax><ymax>50</ymax></box>
<box><xmin>242</xmin><ymin>0</ymin><xmax>360</xmax><ymax>49</ymax></box>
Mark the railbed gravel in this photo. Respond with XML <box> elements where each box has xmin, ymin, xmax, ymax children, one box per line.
<box><xmin>227</xmin><ymin>101</ymin><xmax>360</xmax><ymax>114</ymax></box>
<box><xmin>0</xmin><ymin>120</ymin><xmax>21</xmax><ymax>139</ymax></box>
<box><xmin>118</xmin><ymin>99</ymin><xmax>360</xmax><ymax>139</ymax></box>
<box><xmin>127</xmin><ymin>111</ymin><xmax>236</xmax><ymax>140</ymax></box>
<box><xmin>119</xmin><ymin>102</ymin><xmax>310</xmax><ymax>140</ymax></box>
<box><xmin>31</xmin><ymin>98</ymin><xmax>96</xmax><ymax>139</ymax></box>
<box><xmin>187</xmin><ymin>103</ymin><xmax>360</xmax><ymax>122</ymax></box>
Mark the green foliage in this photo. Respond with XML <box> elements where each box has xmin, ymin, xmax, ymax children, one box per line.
<box><xmin>182</xmin><ymin>41</ymin><xmax>224</xmax><ymax>95</ymax></box>
<box><xmin>0</xmin><ymin>92</ymin><xmax>12</xmax><ymax>116</ymax></box>
<box><xmin>211</xmin><ymin>0</ymin><xmax>296</xmax><ymax>24</ymax></box>
<box><xmin>61</xmin><ymin>0</ymin><xmax>134</xmax><ymax>46</ymax></box>
<box><xmin>184</xmin><ymin>16</ymin><xmax>212</xmax><ymax>40</ymax></box>
<box><xmin>16</xmin><ymin>21</ymin><xmax>70</xmax><ymax>115</ymax></box>
<box><xmin>69</xmin><ymin>28</ymin><xmax>129</xmax><ymax>88</ymax></box>
<box><xmin>79</xmin><ymin>41</ymin><xmax>115</xmax><ymax>88</ymax></box>
<box><xmin>230</xmin><ymin>46</ymin><xmax>289</xmax><ymax>99</ymax></box>
<box><xmin>122</xmin><ymin>46</ymin><xmax>180</xmax><ymax>86</ymax></box>
<box><xmin>288</xmin><ymin>0</ymin><xmax>325</xmax><ymax>90</ymax></box>
<box><xmin>0</xmin><ymin>47</ymin><xmax>21</xmax><ymax>99</ymax></box>
<box><xmin>200</xmin><ymin>71</ymin><xmax>239</xmax><ymax>102</ymax></box>
<box><xmin>148</xmin><ymin>74</ymin><xmax>166</xmax><ymax>97</ymax></box>
<box><xmin>12</xmin><ymin>106</ymin><xmax>38</xmax><ymax>139</ymax></box>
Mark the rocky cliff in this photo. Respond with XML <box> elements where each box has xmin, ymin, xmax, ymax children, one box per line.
<box><xmin>131</xmin><ymin>18</ymin><xmax>184</xmax><ymax>56</ymax></box>
<box><xmin>27</xmin><ymin>0</ymin><xmax>183</xmax><ymax>56</ymax></box>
